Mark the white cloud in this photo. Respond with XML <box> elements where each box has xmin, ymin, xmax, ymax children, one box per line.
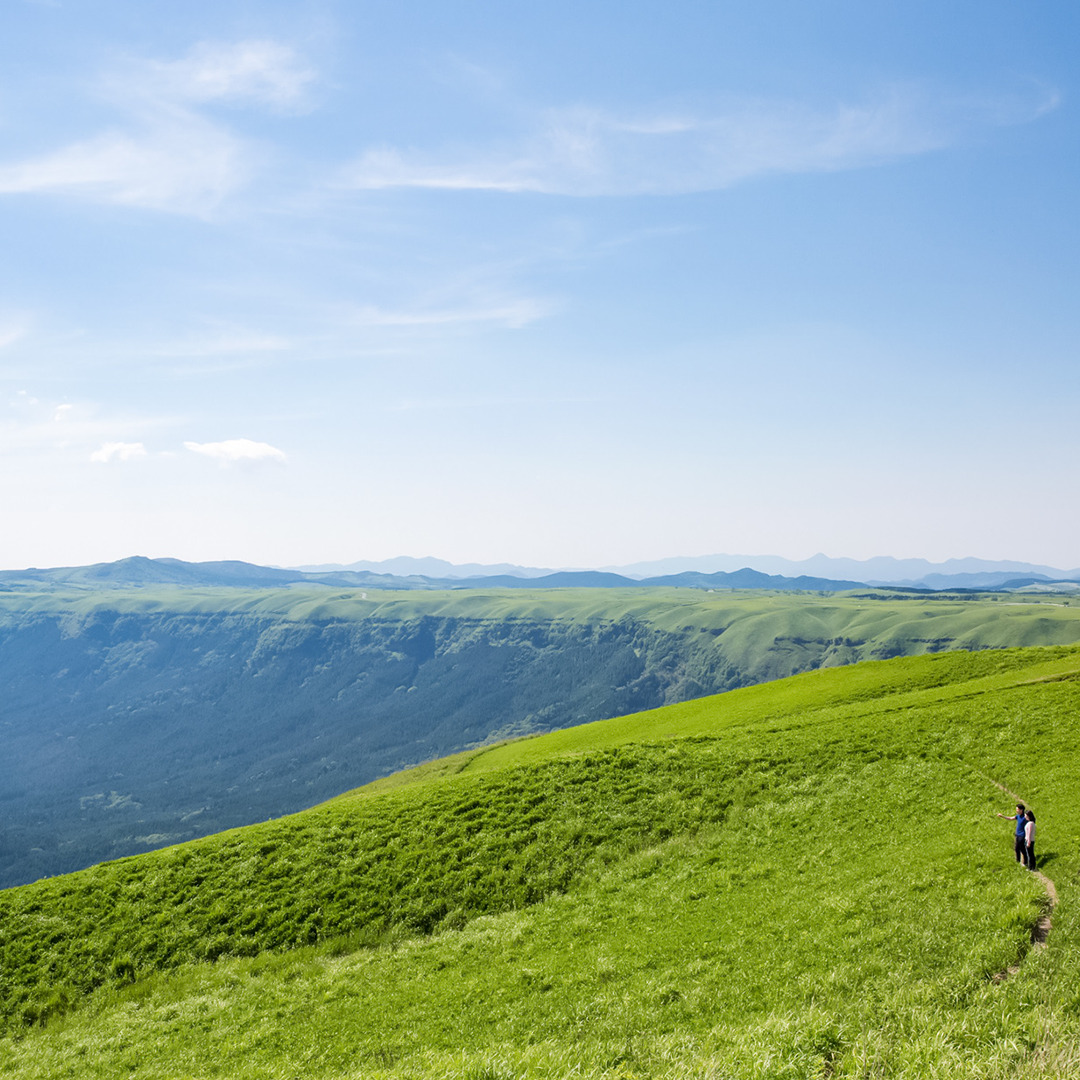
<box><xmin>131</xmin><ymin>39</ymin><xmax>316</xmax><ymax>110</ymax></box>
<box><xmin>342</xmin><ymin>86</ymin><xmax>1058</xmax><ymax>197</ymax></box>
<box><xmin>151</xmin><ymin>330</ymin><xmax>294</xmax><ymax>358</ymax></box>
<box><xmin>0</xmin><ymin>112</ymin><xmax>249</xmax><ymax>214</ymax></box>
<box><xmin>184</xmin><ymin>438</ymin><xmax>287</xmax><ymax>465</ymax></box>
<box><xmin>90</xmin><ymin>441</ymin><xmax>147</xmax><ymax>463</ymax></box>
<box><xmin>345</xmin><ymin>148</ymin><xmax>534</xmax><ymax>193</ymax></box>
<box><xmin>0</xmin><ymin>396</ymin><xmax>170</xmax><ymax>459</ymax></box>
<box><xmin>350</xmin><ymin>298</ymin><xmax>549</xmax><ymax>330</ymax></box>
<box><xmin>0</xmin><ymin>38</ymin><xmax>310</xmax><ymax>214</ymax></box>
<box><xmin>385</xmin><ymin>390</ymin><xmax>599</xmax><ymax>414</ymax></box>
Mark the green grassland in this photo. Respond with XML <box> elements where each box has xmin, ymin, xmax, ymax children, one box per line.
<box><xmin>2</xmin><ymin>645</ymin><xmax>1079</xmax><ymax>1077</ymax></box>
<box><xmin>6</xmin><ymin>583</ymin><xmax>1080</xmax><ymax>644</ymax></box>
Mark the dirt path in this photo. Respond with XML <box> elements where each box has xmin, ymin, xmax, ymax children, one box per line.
<box><xmin>1031</xmin><ymin>872</ymin><xmax>1057</xmax><ymax>945</ymax></box>
<box><xmin>984</xmin><ymin>774</ymin><xmax>1057</xmax><ymax>979</ymax></box>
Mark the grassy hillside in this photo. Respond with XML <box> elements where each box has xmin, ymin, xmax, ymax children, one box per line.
<box><xmin>4</xmin><ymin>585</ymin><xmax>1080</xmax><ymax>887</ymax></box>
<box><xmin>1</xmin><ymin>645</ymin><xmax>1078</xmax><ymax>1077</ymax></box>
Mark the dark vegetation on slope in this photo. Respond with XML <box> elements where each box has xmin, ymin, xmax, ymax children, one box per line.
<box><xmin>0</xmin><ymin>605</ymin><xmax>737</xmax><ymax>887</ymax></box>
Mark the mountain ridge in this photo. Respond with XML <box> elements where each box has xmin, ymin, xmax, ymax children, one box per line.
<box><xmin>605</xmin><ymin>552</ymin><xmax>1080</xmax><ymax>583</ymax></box>
<box><xmin>4</xmin><ymin>554</ymin><xmax>1079</xmax><ymax>593</ymax></box>
<box><xmin>0</xmin><ymin>557</ymin><xmax>868</xmax><ymax>593</ymax></box>
<box><xmin>296</xmin><ymin>552</ymin><xmax>1080</xmax><ymax>586</ymax></box>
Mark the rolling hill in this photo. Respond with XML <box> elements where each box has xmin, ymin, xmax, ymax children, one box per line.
<box><xmin>0</xmin><ymin>645</ymin><xmax>1076</xmax><ymax>1077</ymax></box>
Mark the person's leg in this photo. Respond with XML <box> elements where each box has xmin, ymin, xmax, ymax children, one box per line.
<box><xmin>1016</xmin><ymin>834</ymin><xmax>1027</xmax><ymax>864</ymax></box>
<box><xmin>1027</xmin><ymin>843</ymin><xmax>1036</xmax><ymax>871</ymax></box>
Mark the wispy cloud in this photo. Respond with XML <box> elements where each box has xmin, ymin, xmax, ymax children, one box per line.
<box><xmin>151</xmin><ymin>330</ymin><xmax>294</xmax><ymax>358</ymax></box>
<box><xmin>90</xmin><ymin>441</ymin><xmax>147</xmax><ymax>463</ymax></box>
<box><xmin>184</xmin><ymin>438</ymin><xmax>287</xmax><ymax>465</ymax></box>
<box><xmin>0</xmin><ymin>39</ymin><xmax>311</xmax><ymax>214</ymax></box>
<box><xmin>341</xmin><ymin>86</ymin><xmax>1058</xmax><ymax>197</ymax></box>
<box><xmin>344</xmin><ymin>148</ymin><xmax>532</xmax><ymax>193</ymax></box>
<box><xmin>121</xmin><ymin>39</ymin><xmax>316</xmax><ymax>111</ymax></box>
<box><xmin>349</xmin><ymin>297</ymin><xmax>550</xmax><ymax>330</ymax></box>
<box><xmin>0</xmin><ymin>114</ymin><xmax>248</xmax><ymax>214</ymax></box>
<box><xmin>385</xmin><ymin>390</ymin><xmax>600</xmax><ymax>413</ymax></box>
<box><xmin>1</xmin><ymin>394</ymin><xmax>171</xmax><ymax>458</ymax></box>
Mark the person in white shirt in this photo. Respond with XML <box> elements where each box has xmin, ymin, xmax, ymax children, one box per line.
<box><xmin>1024</xmin><ymin>810</ymin><xmax>1037</xmax><ymax>872</ymax></box>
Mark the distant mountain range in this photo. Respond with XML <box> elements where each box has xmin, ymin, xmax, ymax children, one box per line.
<box><xmin>2</xmin><ymin>554</ymin><xmax>1080</xmax><ymax>593</ymax></box>
<box><xmin>0</xmin><ymin>556</ymin><xmax>865</xmax><ymax>593</ymax></box>
<box><xmin>604</xmin><ymin>553</ymin><xmax>1080</xmax><ymax>587</ymax></box>
<box><xmin>295</xmin><ymin>553</ymin><xmax>1080</xmax><ymax>592</ymax></box>
<box><xmin>296</xmin><ymin>556</ymin><xmax>546</xmax><ymax>579</ymax></box>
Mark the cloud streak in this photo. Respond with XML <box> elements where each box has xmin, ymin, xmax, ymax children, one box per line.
<box><xmin>0</xmin><ymin>114</ymin><xmax>249</xmax><ymax>214</ymax></box>
<box><xmin>151</xmin><ymin>330</ymin><xmax>294</xmax><ymax>358</ymax></box>
<box><xmin>349</xmin><ymin>297</ymin><xmax>550</xmax><ymax>330</ymax></box>
<box><xmin>0</xmin><ymin>394</ymin><xmax>173</xmax><ymax>459</ymax></box>
<box><xmin>90</xmin><ymin>441</ymin><xmax>147</xmax><ymax>463</ymax></box>
<box><xmin>184</xmin><ymin>438</ymin><xmax>287</xmax><ymax>465</ymax></box>
<box><xmin>0</xmin><ymin>39</ymin><xmax>311</xmax><ymax>214</ymax></box>
<box><xmin>342</xmin><ymin>86</ymin><xmax>1058</xmax><ymax>197</ymax></box>
<box><xmin>122</xmin><ymin>39</ymin><xmax>316</xmax><ymax>111</ymax></box>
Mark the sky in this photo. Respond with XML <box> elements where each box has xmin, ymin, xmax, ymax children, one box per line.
<box><xmin>2</xmin><ymin>1</ymin><xmax>1079</xmax><ymax>571</ymax></box>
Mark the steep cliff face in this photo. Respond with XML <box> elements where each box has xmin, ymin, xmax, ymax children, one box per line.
<box><xmin>0</xmin><ymin>605</ymin><xmax>742</xmax><ymax>886</ymax></box>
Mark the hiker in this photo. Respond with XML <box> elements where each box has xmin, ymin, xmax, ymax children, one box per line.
<box><xmin>1024</xmin><ymin>810</ymin><xmax>1037</xmax><ymax>871</ymax></box>
<box><xmin>997</xmin><ymin>803</ymin><xmax>1028</xmax><ymax>866</ymax></box>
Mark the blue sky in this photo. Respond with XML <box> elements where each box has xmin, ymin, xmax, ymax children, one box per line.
<box><xmin>2</xmin><ymin>1</ymin><xmax>1078</xmax><ymax>570</ymax></box>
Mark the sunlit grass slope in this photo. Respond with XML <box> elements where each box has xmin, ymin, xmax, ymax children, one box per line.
<box><xmin>3</xmin><ymin>646</ymin><xmax>1080</xmax><ymax>1078</ymax></box>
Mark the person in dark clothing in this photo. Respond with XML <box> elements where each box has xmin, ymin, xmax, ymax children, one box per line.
<box><xmin>997</xmin><ymin>803</ymin><xmax>1028</xmax><ymax>865</ymax></box>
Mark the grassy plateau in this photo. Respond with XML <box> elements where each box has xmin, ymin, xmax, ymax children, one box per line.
<box><xmin>1</xmin><ymin>644</ymin><xmax>1079</xmax><ymax>1077</ymax></box>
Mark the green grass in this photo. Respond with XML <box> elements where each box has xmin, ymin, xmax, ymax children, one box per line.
<box><xmin>2</xmin><ymin>645</ymin><xmax>1080</xmax><ymax>1077</ymax></box>
<box><xmin>5</xmin><ymin>585</ymin><xmax>1080</xmax><ymax>646</ymax></box>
